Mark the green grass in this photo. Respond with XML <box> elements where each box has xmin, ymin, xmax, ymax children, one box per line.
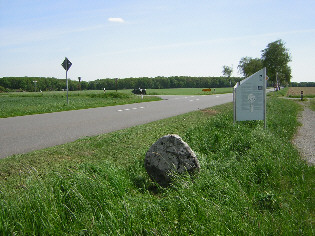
<box><xmin>310</xmin><ymin>99</ymin><xmax>315</xmax><ymax>111</ymax></box>
<box><xmin>145</xmin><ymin>87</ymin><xmax>233</xmax><ymax>95</ymax></box>
<box><xmin>0</xmin><ymin>91</ymin><xmax>161</xmax><ymax>118</ymax></box>
<box><xmin>0</xmin><ymin>98</ymin><xmax>313</xmax><ymax>235</ymax></box>
<box><xmin>267</xmin><ymin>87</ymin><xmax>289</xmax><ymax>97</ymax></box>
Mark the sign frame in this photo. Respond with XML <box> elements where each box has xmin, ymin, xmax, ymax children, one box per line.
<box><xmin>233</xmin><ymin>68</ymin><xmax>267</xmax><ymax>129</ymax></box>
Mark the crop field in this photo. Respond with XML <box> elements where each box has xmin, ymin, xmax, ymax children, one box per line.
<box><xmin>0</xmin><ymin>97</ymin><xmax>313</xmax><ymax>235</ymax></box>
<box><xmin>287</xmin><ymin>87</ymin><xmax>315</xmax><ymax>98</ymax></box>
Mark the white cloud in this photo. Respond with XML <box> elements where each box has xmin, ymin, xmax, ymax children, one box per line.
<box><xmin>108</xmin><ymin>17</ymin><xmax>125</xmax><ymax>23</ymax></box>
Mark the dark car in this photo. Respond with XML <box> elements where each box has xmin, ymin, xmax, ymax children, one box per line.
<box><xmin>132</xmin><ymin>88</ymin><xmax>146</xmax><ymax>95</ymax></box>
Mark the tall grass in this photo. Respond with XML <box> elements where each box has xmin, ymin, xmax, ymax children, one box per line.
<box><xmin>0</xmin><ymin>98</ymin><xmax>313</xmax><ymax>235</ymax></box>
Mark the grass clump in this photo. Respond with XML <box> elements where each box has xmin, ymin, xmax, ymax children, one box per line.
<box><xmin>0</xmin><ymin>98</ymin><xmax>313</xmax><ymax>235</ymax></box>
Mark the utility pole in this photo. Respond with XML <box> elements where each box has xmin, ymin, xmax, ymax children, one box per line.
<box><xmin>78</xmin><ymin>77</ymin><xmax>81</xmax><ymax>91</ymax></box>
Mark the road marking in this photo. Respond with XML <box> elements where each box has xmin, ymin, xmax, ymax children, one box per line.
<box><xmin>118</xmin><ymin>107</ymin><xmax>144</xmax><ymax>112</ymax></box>
<box><xmin>189</xmin><ymin>100</ymin><xmax>194</xmax><ymax>102</ymax></box>
<box><xmin>196</xmin><ymin>98</ymin><xmax>200</xmax><ymax>101</ymax></box>
<box><xmin>216</xmin><ymin>96</ymin><xmax>220</xmax><ymax>98</ymax></box>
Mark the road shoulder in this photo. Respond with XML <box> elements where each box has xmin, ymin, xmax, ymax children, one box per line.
<box><xmin>292</xmin><ymin>99</ymin><xmax>315</xmax><ymax>166</ymax></box>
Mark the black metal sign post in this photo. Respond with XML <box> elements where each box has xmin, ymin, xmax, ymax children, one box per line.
<box><xmin>61</xmin><ymin>57</ymin><xmax>72</xmax><ymax>104</ymax></box>
<box><xmin>78</xmin><ymin>77</ymin><xmax>81</xmax><ymax>91</ymax></box>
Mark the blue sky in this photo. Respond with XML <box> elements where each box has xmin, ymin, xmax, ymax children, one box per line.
<box><xmin>0</xmin><ymin>0</ymin><xmax>314</xmax><ymax>82</ymax></box>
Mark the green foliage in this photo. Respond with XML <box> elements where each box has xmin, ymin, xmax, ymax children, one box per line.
<box><xmin>261</xmin><ymin>39</ymin><xmax>292</xmax><ymax>85</ymax></box>
<box><xmin>0</xmin><ymin>98</ymin><xmax>313</xmax><ymax>235</ymax></box>
<box><xmin>0</xmin><ymin>85</ymin><xmax>7</xmax><ymax>92</ymax></box>
<box><xmin>0</xmin><ymin>77</ymin><xmax>68</xmax><ymax>92</ymax></box>
<box><xmin>238</xmin><ymin>57</ymin><xmax>263</xmax><ymax>77</ymax></box>
<box><xmin>238</xmin><ymin>39</ymin><xmax>292</xmax><ymax>87</ymax></box>
<box><xmin>91</xmin><ymin>76</ymin><xmax>242</xmax><ymax>90</ymax></box>
<box><xmin>222</xmin><ymin>65</ymin><xmax>233</xmax><ymax>78</ymax></box>
<box><xmin>1</xmin><ymin>76</ymin><xmax>243</xmax><ymax>92</ymax></box>
<box><xmin>291</xmin><ymin>82</ymin><xmax>315</xmax><ymax>87</ymax></box>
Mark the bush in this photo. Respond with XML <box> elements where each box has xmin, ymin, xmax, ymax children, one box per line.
<box><xmin>0</xmin><ymin>85</ymin><xmax>7</xmax><ymax>92</ymax></box>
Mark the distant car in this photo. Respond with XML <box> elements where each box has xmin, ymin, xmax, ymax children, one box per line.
<box><xmin>132</xmin><ymin>88</ymin><xmax>146</xmax><ymax>95</ymax></box>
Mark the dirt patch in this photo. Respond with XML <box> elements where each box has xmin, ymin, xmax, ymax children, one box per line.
<box><xmin>287</xmin><ymin>87</ymin><xmax>315</xmax><ymax>97</ymax></box>
<box><xmin>200</xmin><ymin>109</ymin><xmax>219</xmax><ymax>116</ymax></box>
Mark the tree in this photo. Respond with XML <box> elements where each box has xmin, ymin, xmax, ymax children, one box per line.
<box><xmin>238</xmin><ymin>57</ymin><xmax>263</xmax><ymax>77</ymax></box>
<box><xmin>222</xmin><ymin>65</ymin><xmax>233</xmax><ymax>87</ymax></box>
<box><xmin>222</xmin><ymin>65</ymin><xmax>233</xmax><ymax>78</ymax></box>
<box><xmin>261</xmin><ymin>39</ymin><xmax>291</xmax><ymax>85</ymax></box>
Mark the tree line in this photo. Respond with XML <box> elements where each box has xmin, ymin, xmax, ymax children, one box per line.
<box><xmin>0</xmin><ymin>76</ymin><xmax>242</xmax><ymax>92</ymax></box>
<box><xmin>1</xmin><ymin>75</ymin><xmax>313</xmax><ymax>93</ymax></box>
<box><xmin>290</xmin><ymin>82</ymin><xmax>315</xmax><ymax>87</ymax></box>
<box><xmin>0</xmin><ymin>77</ymin><xmax>88</xmax><ymax>92</ymax></box>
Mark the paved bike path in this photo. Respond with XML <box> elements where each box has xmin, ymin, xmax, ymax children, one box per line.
<box><xmin>0</xmin><ymin>94</ymin><xmax>232</xmax><ymax>158</ymax></box>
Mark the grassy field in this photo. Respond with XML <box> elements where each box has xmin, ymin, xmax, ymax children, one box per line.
<box><xmin>145</xmin><ymin>87</ymin><xmax>233</xmax><ymax>95</ymax></box>
<box><xmin>0</xmin><ymin>97</ymin><xmax>313</xmax><ymax>235</ymax></box>
<box><xmin>107</xmin><ymin>87</ymin><xmax>233</xmax><ymax>95</ymax></box>
<box><xmin>0</xmin><ymin>91</ymin><xmax>161</xmax><ymax>118</ymax></box>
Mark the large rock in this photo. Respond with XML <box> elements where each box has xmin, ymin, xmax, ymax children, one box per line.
<box><xmin>145</xmin><ymin>134</ymin><xmax>200</xmax><ymax>187</ymax></box>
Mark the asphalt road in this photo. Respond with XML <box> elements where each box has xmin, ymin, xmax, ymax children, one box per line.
<box><xmin>0</xmin><ymin>93</ymin><xmax>233</xmax><ymax>158</ymax></box>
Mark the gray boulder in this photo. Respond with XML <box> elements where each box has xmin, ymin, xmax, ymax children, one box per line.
<box><xmin>145</xmin><ymin>134</ymin><xmax>200</xmax><ymax>187</ymax></box>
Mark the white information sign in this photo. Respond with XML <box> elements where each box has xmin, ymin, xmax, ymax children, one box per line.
<box><xmin>234</xmin><ymin>68</ymin><xmax>267</xmax><ymax>125</ymax></box>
